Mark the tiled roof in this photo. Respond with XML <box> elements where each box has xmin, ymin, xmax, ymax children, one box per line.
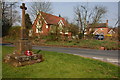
<box><xmin>39</xmin><ymin>11</ymin><xmax>67</xmax><ymax>26</ymax></box>
<box><xmin>108</xmin><ymin>27</ymin><xmax>118</xmax><ymax>32</ymax></box>
<box><xmin>88</xmin><ymin>23</ymin><xmax>107</xmax><ymax>28</ymax></box>
<box><xmin>108</xmin><ymin>28</ymin><xmax>113</xmax><ymax>32</ymax></box>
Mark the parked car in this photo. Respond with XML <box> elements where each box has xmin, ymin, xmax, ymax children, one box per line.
<box><xmin>94</xmin><ymin>34</ymin><xmax>104</xmax><ymax>40</ymax></box>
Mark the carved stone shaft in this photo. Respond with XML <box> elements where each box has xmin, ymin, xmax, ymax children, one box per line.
<box><xmin>20</xmin><ymin>3</ymin><xmax>27</xmax><ymax>39</ymax></box>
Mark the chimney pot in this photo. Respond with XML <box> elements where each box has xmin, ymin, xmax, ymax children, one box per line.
<box><xmin>106</xmin><ymin>20</ymin><xmax>108</xmax><ymax>23</ymax></box>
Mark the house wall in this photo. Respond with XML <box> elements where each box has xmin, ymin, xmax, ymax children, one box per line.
<box><xmin>42</xmin><ymin>23</ymin><xmax>50</xmax><ymax>35</ymax></box>
<box><xmin>32</xmin><ymin>13</ymin><xmax>71</xmax><ymax>37</ymax></box>
<box><xmin>32</xmin><ymin>15</ymin><xmax>51</xmax><ymax>36</ymax></box>
<box><xmin>32</xmin><ymin>16</ymin><xmax>39</xmax><ymax>35</ymax></box>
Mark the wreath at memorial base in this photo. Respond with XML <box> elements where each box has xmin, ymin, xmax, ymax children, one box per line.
<box><xmin>24</xmin><ymin>50</ymin><xmax>33</xmax><ymax>56</ymax></box>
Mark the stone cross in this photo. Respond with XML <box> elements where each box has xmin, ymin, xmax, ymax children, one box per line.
<box><xmin>20</xmin><ymin>3</ymin><xmax>27</xmax><ymax>40</ymax></box>
<box><xmin>15</xmin><ymin>3</ymin><xmax>32</xmax><ymax>55</ymax></box>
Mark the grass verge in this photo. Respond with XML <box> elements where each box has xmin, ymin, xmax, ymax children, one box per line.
<box><xmin>2</xmin><ymin>46</ymin><xmax>120</xmax><ymax>78</ymax></box>
<box><xmin>3</xmin><ymin>36</ymin><xmax>119</xmax><ymax>50</ymax></box>
<box><xmin>44</xmin><ymin>39</ymin><xmax>119</xmax><ymax>50</ymax></box>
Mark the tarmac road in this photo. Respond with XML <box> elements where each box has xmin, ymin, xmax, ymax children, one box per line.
<box><xmin>33</xmin><ymin>45</ymin><xmax>119</xmax><ymax>66</ymax></box>
<box><xmin>2</xmin><ymin>44</ymin><xmax>119</xmax><ymax>66</ymax></box>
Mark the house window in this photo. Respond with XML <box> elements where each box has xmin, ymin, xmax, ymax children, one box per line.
<box><xmin>46</xmin><ymin>25</ymin><xmax>48</xmax><ymax>28</ymax></box>
<box><xmin>29</xmin><ymin>30</ymin><xmax>33</xmax><ymax>36</ymax></box>
<box><xmin>65</xmin><ymin>32</ymin><xmax>68</xmax><ymax>34</ymax></box>
<box><xmin>59</xmin><ymin>23</ymin><xmax>62</xmax><ymax>27</ymax></box>
<box><xmin>100</xmin><ymin>28</ymin><xmax>104</xmax><ymax>30</ymax></box>
<box><xmin>89</xmin><ymin>28</ymin><xmax>92</xmax><ymax>31</ymax></box>
<box><xmin>36</xmin><ymin>28</ymin><xmax>38</xmax><ymax>33</ymax></box>
<box><xmin>36</xmin><ymin>26</ymin><xmax>42</xmax><ymax>33</ymax></box>
<box><xmin>59</xmin><ymin>23</ymin><xmax>63</xmax><ymax>30</ymax></box>
<box><xmin>36</xmin><ymin>20</ymin><xmax>42</xmax><ymax>33</ymax></box>
<box><xmin>60</xmin><ymin>32</ymin><xmax>63</xmax><ymax>34</ymax></box>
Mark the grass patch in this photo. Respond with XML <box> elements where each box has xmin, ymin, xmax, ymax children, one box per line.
<box><xmin>45</xmin><ymin>39</ymin><xmax>119</xmax><ymax>50</ymax></box>
<box><xmin>2</xmin><ymin>46</ymin><xmax>120</xmax><ymax>78</ymax></box>
<box><xmin>3</xmin><ymin>35</ymin><xmax>119</xmax><ymax>50</ymax></box>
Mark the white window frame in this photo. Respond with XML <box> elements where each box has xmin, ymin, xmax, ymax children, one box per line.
<box><xmin>36</xmin><ymin>28</ymin><xmax>38</xmax><ymax>33</ymax></box>
<box><xmin>46</xmin><ymin>25</ymin><xmax>48</xmax><ymax>28</ymax></box>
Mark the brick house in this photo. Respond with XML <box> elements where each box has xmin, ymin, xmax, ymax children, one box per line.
<box><xmin>85</xmin><ymin>20</ymin><xmax>116</xmax><ymax>37</ymax></box>
<box><xmin>32</xmin><ymin>11</ymin><xmax>71</xmax><ymax>37</ymax></box>
<box><xmin>107</xmin><ymin>28</ymin><xmax>116</xmax><ymax>36</ymax></box>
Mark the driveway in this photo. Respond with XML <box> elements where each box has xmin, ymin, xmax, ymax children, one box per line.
<box><xmin>33</xmin><ymin>46</ymin><xmax>119</xmax><ymax>66</ymax></box>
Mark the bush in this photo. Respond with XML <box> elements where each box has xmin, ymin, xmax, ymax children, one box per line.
<box><xmin>78</xmin><ymin>33</ymin><xmax>84</xmax><ymax>39</ymax></box>
<box><xmin>85</xmin><ymin>34</ymin><xmax>94</xmax><ymax>39</ymax></box>
<box><xmin>46</xmin><ymin>33</ymin><xmax>61</xmax><ymax>41</ymax></box>
<box><xmin>8</xmin><ymin>26</ymin><xmax>21</xmax><ymax>39</ymax></box>
<box><xmin>2</xmin><ymin>16</ymin><xmax>12</xmax><ymax>37</ymax></box>
<box><xmin>68</xmin><ymin>40</ymin><xmax>72</xmax><ymax>43</ymax></box>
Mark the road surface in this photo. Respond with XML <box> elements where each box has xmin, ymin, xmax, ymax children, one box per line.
<box><xmin>2</xmin><ymin>44</ymin><xmax>119</xmax><ymax>65</ymax></box>
<box><xmin>33</xmin><ymin>45</ymin><xmax>119</xmax><ymax>65</ymax></box>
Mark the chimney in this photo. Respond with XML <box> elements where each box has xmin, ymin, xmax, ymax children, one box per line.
<box><xmin>106</xmin><ymin>20</ymin><xmax>108</xmax><ymax>23</ymax></box>
<box><xmin>59</xmin><ymin>14</ymin><xmax>61</xmax><ymax>17</ymax></box>
<box><xmin>106</xmin><ymin>20</ymin><xmax>108</xmax><ymax>27</ymax></box>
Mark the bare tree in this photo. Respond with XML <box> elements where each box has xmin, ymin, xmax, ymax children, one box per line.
<box><xmin>2</xmin><ymin>2</ymin><xmax>20</xmax><ymax>26</ymax></box>
<box><xmin>74</xmin><ymin>5</ymin><xmax>107</xmax><ymax>38</ymax></box>
<box><xmin>74</xmin><ymin>5</ymin><xmax>89</xmax><ymax>38</ymax></box>
<box><xmin>91</xmin><ymin>5</ymin><xmax>107</xmax><ymax>23</ymax></box>
<box><xmin>28</xmin><ymin>1</ymin><xmax>52</xmax><ymax>21</ymax></box>
<box><xmin>2</xmin><ymin>2</ymin><xmax>20</xmax><ymax>36</ymax></box>
<box><xmin>90</xmin><ymin>5</ymin><xmax>107</xmax><ymax>34</ymax></box>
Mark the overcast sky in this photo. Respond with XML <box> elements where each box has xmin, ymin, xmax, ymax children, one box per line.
<box><xmin>51</xmin><ymin>2</ymin><xmax>118</xmax><ymax>27</ymax></box>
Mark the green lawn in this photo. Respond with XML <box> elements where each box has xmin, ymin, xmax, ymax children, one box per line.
<box><xmin>3</xmin><ymin>36</ymin><xmax>119</xmax><ymax>50</ymax></box>
<box><xmin>2</xmin><ymin>46</ymin><xmax>120</xmax><ymax>78</ymax></box>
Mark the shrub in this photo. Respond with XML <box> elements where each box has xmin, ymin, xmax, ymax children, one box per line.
<box><xmin>46</xmin><ymin>33</ymin><xmax>61</xmax><ymax>41</ymax></box>
<box><xmin>8</xmin><ymin>26</ymin><xmax>21</xmax><ymax>39</ymax></box>
<box><xmin>85</xmin><ymin>34</ymin><xmax>94</xmax><ymax>39</ymax></box>
<box><xmin>78</xmin><ymin>33</ymin><xmax>84</xmax><ymax>39</ymax></box>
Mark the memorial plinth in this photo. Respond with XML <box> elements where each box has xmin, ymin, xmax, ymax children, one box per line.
<box><xmin>15</xmin><ymin>40</ymin><xmax>32</xmax><ymax>54</ymax></box>
<box><xmin>4</xmin><ymin>53</ymin><xmax>43</xmax><ymax>67</ymax></box>
<box><xmin>4</xmin><ymin>3</ymin><xmax>44</xmax><ymax>67</ymax></box>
